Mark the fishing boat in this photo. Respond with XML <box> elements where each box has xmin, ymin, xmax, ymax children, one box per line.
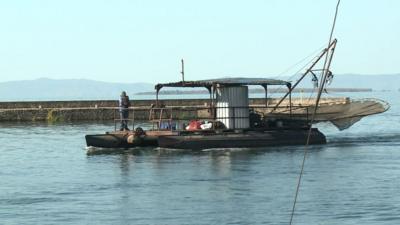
<box><xmin>85</xmin><ymin>39</ymin><xmax>389</xmax><ymax>150</ymax></box>
<box><xmin>85</xmin><ymin>75</ymin><xmax>328</xmax><ymax>150</ymax></box>
<box><xmin>85</xmin><ymin>77</ymin><xmax>327</xmax><ymax>149</ymax></box>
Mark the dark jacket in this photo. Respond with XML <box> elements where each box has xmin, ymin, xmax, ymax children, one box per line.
<box><xmin>119</xmin><ymin>95</ymin><xmax>131</xmax><ymax>112</ymax></box>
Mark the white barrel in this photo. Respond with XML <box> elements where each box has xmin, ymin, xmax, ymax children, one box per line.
<box><xmin>216</xmin><ymin>86</ymin><xmax>249</xmax><ymax>129</ymax></box>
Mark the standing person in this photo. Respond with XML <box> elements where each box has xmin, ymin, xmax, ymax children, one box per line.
<box><xmin>119</xmin><ymin>91</ymin><xmax>131</xmax><ymax>131</ymax></box>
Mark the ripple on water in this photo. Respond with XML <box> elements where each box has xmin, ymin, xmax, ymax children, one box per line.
<box><xmin>0</xmin><ymin>92</ymin><xmax>399</xmax><ymax>225</ymax></box>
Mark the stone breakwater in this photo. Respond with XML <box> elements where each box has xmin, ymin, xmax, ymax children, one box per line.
<box><xmin>0</xmin><ymin>99</ymin><xmax>219</xmax><ymax>122</ymax></box>
<box><xmin>0</xmin><ymin>98</ymin><xmax>348</xmax><ymax>122</ymax></box>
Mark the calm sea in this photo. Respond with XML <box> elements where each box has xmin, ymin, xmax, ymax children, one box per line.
<box><xmin>1</xmin><ymin>91</ymin><xmax>399</xmax><ymax>225</ymax></box>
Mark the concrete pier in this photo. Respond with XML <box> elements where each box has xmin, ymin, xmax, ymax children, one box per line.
<box><xmin>0</xmin><ymin>97</ymin><xmax>348</xmax><ymax>122</ymax></box>
<box><xmin>0</xmin><ymin>99</ymin><xmax>212</xmax><ymax>122</ymax></box>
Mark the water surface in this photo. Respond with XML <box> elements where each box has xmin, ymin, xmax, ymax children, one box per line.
<box><xmin>1</xmin><ymin>91</ymin><xmax>399</xmax><ymax>225</ymax></box>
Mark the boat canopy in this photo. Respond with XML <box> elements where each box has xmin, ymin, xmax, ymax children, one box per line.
<box><xmin>155</xmin><ymin>77</ymin><xmax>291</xmax><ymax>92</ymax></box>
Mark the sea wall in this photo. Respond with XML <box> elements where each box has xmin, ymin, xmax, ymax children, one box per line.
<box><xmin>0</xmin><ymin>99</ymin><xmax>211</xmax><ymax>109</ymax></box>
<box><xmin>0</xmin><ymin>97</ymin><xmax>348</xmax><ymax>122</ymax></box>
<box><xmin>0</xmin><ymin>99</ymin><xmax>210</xmax><ymax>122</ymax></box>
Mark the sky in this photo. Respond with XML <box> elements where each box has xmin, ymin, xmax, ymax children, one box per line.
<box><xmin>0</xmin><ymin>0</ymin><xmax>399</xmax><ymax>83</ymax></box>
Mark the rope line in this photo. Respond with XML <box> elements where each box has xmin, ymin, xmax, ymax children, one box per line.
<box><xmin>275</xmin><ymin>43</ymin><xmax>327</xmax><ymax>78</ymax></box>
<box><xmin>289</xmin><ymin>1</ymin><xmax>341</xmax><ymax>224</ymax></box>
<box><xmin>268</xmin><ymin>44</ymin><xmax>327</xmax><ymax>99</ymax></box>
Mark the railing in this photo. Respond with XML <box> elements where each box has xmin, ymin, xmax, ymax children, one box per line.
<box><xmin>113</xmin><ymin>104</ymin><xmax>313</xmax><ymax>131</ymax></box>
<box><xmin>113</xmin><ymin>109</ymin><xmax>135</xmax><ymax>131</ymax></box>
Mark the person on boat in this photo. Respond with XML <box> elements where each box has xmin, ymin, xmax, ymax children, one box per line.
<box><xmin>119</xmin><ymin>91</ymin><xmax>131</xmax><ymax>131</ymax></box>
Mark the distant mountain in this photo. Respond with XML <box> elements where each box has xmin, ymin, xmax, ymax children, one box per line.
<box><xmin>294</xmin><ymin>73</ymin><xmax>400</xmax><ymax>91</ymax></box>
<box><xmin>0</xmin><ymin>78</ymin><xmax>154</xmax><ymax>101</ymax></box>
<box><xmin>138</xmin><ymin>74</ymin><xmax>400</xmax><ymax>95</ymax></box>
<box><xmin>0</xmin><ymin>74</ymin><xmax>398</xmax><ymax>101</ymax></box>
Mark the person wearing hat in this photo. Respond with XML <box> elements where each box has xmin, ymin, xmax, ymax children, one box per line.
<box><xmin>119</xmin><ymin>91</ymin><xmax>131</xmax><ymax>131</ymax></box>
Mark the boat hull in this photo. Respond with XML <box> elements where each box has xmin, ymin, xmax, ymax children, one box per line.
<box><xmin>85</xmin><ymin>130</ymin><xmax>177</xmax><ymax>148</ymax></box>
<box><xmin>158</xmin><ymin>128</ymin><xmax>326</xmax><ymax>150</ymax></box>
<box><xmin>85</xmin><ymin>133</ymin><xmax>157</xmax><ymax>148</ymax></box>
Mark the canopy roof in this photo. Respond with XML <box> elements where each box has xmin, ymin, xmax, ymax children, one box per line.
<box><xmin>155</xmin><ymin>77</ymin><xmax>290</xmax><ymax>91</ymax></box>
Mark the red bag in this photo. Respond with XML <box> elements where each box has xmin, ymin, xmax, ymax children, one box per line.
<box><xmin>186</xmin><ymin>120</ymin><xmax>202</xmax><ymax>130</ymax></box>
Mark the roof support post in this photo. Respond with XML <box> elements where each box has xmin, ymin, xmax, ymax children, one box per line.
<box><xmin>156</xmin><ymin>89</ymin><xmax>160</xmax><ymax>107</ymax></box>
<box><xmin>212</xmin><ymin>84</ymin><xmax>217</xmax><ymax>121</ymax></box>
<box><xmin>206</xmin><ymin>86</ymin><xmax>213</xmax><ymax>121</ymax></box>
<box><xmin>287</xmin><ymin>83</ymin><xmax>292</xmax><ymax>117</ymax></box>
<box><xmin>262</xmin><ymin>84</ymin><xmax>268</xmax><ymax>107</ymax></box>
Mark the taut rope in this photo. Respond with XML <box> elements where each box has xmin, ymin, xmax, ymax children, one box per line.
<box><xmin>289</xmin><ymin>1</ymin><xmax>341</xmax><ymax>224</ymax></box>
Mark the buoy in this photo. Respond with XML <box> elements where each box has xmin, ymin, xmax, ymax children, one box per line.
<box><xmin>127</xmin><ymin>134</ymin><xmax>135</xmax><ymax>144</ymax></box>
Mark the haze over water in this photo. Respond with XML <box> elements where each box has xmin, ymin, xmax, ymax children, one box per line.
<box><xmin>1</xmin><ymin>91</ymin><xmax>399</xmax><ymax>225</ymax></box>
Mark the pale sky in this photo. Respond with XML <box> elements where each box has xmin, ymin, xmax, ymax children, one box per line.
<box><xmin>0</xmin><ymin>0</ymin><xmax>399</xmax><ymax>83</ymax></box>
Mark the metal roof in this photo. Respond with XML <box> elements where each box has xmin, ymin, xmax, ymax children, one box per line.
<box><xmin>155</xmin><ymin>77</ymin><xmax>290</xmax><ymax>90</ymax></box>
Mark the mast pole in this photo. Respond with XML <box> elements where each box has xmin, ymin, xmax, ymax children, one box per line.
<box><xmin>181</xmin><ymin>59</ymin><xmax>185</xmax><ymax>82</ymax></box>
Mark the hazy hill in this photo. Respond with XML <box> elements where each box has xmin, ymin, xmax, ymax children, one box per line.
<box><xmin>0</xmin><ymin>78</ymin><xmax>154</xmax><ymax>101</ymax></box>
<box><xmin>0</xmin><ymin>74</ymin><xmax>398</xmax><ymax>101</ymax></box>
<box><xmin>293</xmin><ymin>73</ymin><xmax>400</xmax><ymax>91</ymax></box>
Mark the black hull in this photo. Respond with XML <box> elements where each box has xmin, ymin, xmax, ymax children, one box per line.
<box><xmin>158</xmin><ymin>128</ymin><xmax>326</xmax><ymax>150</ymax></box>
<box><xmin>86</xmin><ymin>128</ymin><xmax>326</xmax><ymax>150</ymax></box>
<box><xmin>85</xmin><ymin>133</ymin><xmax>157</xmax><ymax>148</ymax></box>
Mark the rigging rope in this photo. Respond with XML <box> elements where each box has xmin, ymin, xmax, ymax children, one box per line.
<box><xmin>268</xmin><ymin>44</ymin><xmax>326</xmax><ymax>99</ymax></box>
<box><xmin>275</xmin><ymin>43</ymin><xmax>327</xmax><ymax>78</ymax></box>
<box><xmin>289</xmin><ymin>1</ymin><xmax>341</xmax><ymax>224</ymax></box>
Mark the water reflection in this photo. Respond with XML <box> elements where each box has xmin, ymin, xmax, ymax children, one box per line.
<box><xmin>2</xmin><ymin>90</ymin><xmax>399</xmax><ymax>224</ymax></box>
